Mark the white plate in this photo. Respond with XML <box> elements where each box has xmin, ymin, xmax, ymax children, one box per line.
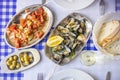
<box><xmin>4</xmin><ymin>5</ymin><xmax>53</xmax><ymax>49</ymax></box>
<box><xmin>0</xmin><ymin>48</ymin><xmax>41</xmax><ymax>73</ymax></box>
<box><xmin>93</xmin><ymin>12</ymin><xmax>120</xmax><ymax>59</ymax></box>
<box><xmin>50</xmin><ymin>69</ymin><xmax>94</xmax><ymax>80</ymax></box>
<box><xmin>53</xmin><ymin>0</ymin><xmax>95</xmax><ymax>10</ymax></box>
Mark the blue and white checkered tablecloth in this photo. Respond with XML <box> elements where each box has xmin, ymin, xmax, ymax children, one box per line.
<box><xmin>0</xmin><ymin>0</ymin><xmax>119</xmax><ymax>80</ymax></box>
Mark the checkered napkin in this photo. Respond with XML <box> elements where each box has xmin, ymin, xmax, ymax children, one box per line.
<box><xmin>0</xmin><ymin>0</ymin><xmax>118</xmax><ymax>80</ymax></box>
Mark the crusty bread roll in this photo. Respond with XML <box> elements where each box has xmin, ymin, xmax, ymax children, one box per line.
<box><xmin>98</xmin><ymin>20</ymin><xmax>120</xmax><ymax>47</ymax></box>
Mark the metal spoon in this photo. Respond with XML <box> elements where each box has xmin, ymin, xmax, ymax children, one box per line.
<box><xmin>22</xmin><ymin>0</ymin><xmax>47</xmax><ymax>19</ymax></box>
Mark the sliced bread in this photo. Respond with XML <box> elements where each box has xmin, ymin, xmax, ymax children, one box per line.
<box><xmin>98</xmin><ymin>20</ymin><xmax>120</xmax><ymax>47</ymax></box>
<box><xmin>104</xmin><ymin>36</ymin><xmax>120</xmax><ymax>55</ymax></box>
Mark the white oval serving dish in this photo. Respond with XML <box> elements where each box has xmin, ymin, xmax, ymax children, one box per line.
<box><xmin>0</xmin><ymin>48</ymin><xmax>41</xmax><ymax>73</ymax></box>
<box><xmin>4</xmin><ymin>4</ymin><xmax>53</xmax><ymax>49</ymax></box>
<box><xmin>50</xmin><ymin>68</ymin><xmax>94</xmax><ymax>80</ymax></box>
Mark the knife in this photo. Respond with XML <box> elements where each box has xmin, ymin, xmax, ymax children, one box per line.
<box><xmin>99</xmin><ymin>0</ymin><xmax>105</xmax><ymax>15</ymax></box>
<box><xmin>106</xmin><ymin>71</ymin><xmax>111</xmax><ymax>80</ymax></box>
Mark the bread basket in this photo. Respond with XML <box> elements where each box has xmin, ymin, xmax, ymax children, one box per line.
<box><xmin>93</xmin><ymin>11</ymin><xmax>120</xmax><ymax>60</ymax></box>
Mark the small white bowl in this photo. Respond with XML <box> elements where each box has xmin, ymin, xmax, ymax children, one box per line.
<box><xmin>93</xmin><ymin>12</ymin><xmax>120</xmax><ymax>59</ymax></box>
<box><xmin>0</xmin><ymin>48</ymin><xmax>41</xmax><ymax>73</ymax></box>
<box><xmin>4</xmin><ymin>4</ymin><xmax>53</xmax><ymax>49</ymax></box>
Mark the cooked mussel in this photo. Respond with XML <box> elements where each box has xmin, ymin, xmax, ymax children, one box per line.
<box><xmin>52</xmin><ymin>53</ymin><xmax>63</xmax><ymax>63</ymax></box>
<box><xmin>45</xmin><ymin>13</ymin><xmax>92</xmax><ymax>65</ymax></box>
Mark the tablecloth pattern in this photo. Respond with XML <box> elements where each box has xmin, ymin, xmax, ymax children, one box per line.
<box><xmin>0</xmin><ymin>0</ymin><xmax>118</xmax><ymax>80</ymax></box>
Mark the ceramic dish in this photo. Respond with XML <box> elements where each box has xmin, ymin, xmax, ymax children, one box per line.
<box><xmin>4</xmin><ymin>4</ymin><xmax>53</xmax><ymax>49</ymax></box>
<box><xmin>53</xmin><ymin>0</ymin><xmax>95</xmax><ymax>10</ymax></box>
<box><xmin>80</xmin><ymin>50</ymin><xmax>96</xmax><ymax>66</ymax></box>
<box><xmin>93</xmin><ymin>12</ymin><xmax>120</xmax><ymax>59</ymax></box>
<box><xmin>45</xmin><ymin>13</ymin><xmax>93</xmax><ymax>65</ymax></box>
<box><xmin>0</xmin><ymin>48</ymin><xmax>41</xmax><ymax>73</ymax></box>
<box><xmin>50</xmin><ymin>69</ymin><xmax>94</xmax><ymax>80</ymax></box>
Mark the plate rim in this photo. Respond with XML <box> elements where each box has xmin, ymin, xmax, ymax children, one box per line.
<box><xmin>53</xmin><ymin>0</ymin><xmax>95</xmax><ymax>10</ymax></box>
<box><xmin>50</xmin><ymin>68</ymin><xmax>94</xmax><ymax>80</ymax></box>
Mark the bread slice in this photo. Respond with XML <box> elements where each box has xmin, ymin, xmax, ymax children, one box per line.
<box><xmin>98</xmin><ymin>20</ymin><xmax>120</xmax><ymax>47</ymax></box>
<box><xmin>104</xmin><ymin>37</ymin><xmax>120</xmax><ymax>55</ymax></box>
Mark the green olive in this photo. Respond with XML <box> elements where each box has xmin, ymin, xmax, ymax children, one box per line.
<box><xmin>12</xmin><ymin>60</ymin><xmax>17</xmax><ymax>66</ymax></box>
<box><xmin>24</xmin><ymin>52</ymin><xmax>28</xmax><ymax>57</ymax></box>
<box><xmin>12</xmin><ymin>63</ymin><xmax>16</xmax><ymax>68</ymax></box>
<box><xmin>9</xmin><ymin>65</ymin><xmax>15</xmax><ymax>70</ymax></box>
<box><xmin>13</xmin><ymin>55</ymin><xmax>18</xmax><ymax>60</ymax></box>
<box><xmin>24</xmin><ymin>61</ymin><xmax>30</xmax><ymax>66</ymax></box>
<box><xmin>6</xmin><ymin>60</ymin><xmax>12</xmax><ymax>66</ymax></box>
<box><xmin>20</xmin><ymin>57</ymin><xmax>24</xmax><ymax>62</ymax></box>
<box><xmin>24</xmin><ymin>58</ymin><xmax>29</xmax><ymax>62</ymax></box>
<box><xmin>24</xmin><ymin>56</ymin><xmax>29</xmax><ymax>61</ymax></box>
<box><xmin>9</xmin><ymin>57</ymin><xmax>13</xmax><ymax>61</ymax></box>
<box><xmin>16</xmin><ymin>63</ymin><xmax>21</xmax><ymax>69</ymax></box>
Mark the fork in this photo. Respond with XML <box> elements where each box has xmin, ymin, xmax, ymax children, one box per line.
<box><xmin>37</xmin><ymin>73</ymin><xmax>43</xmax><ymax>80</ymax></box>
<box><xmin>99</xmin><ymin>0</ymin><xmax>105</xmax><ymax>15</ymax></box>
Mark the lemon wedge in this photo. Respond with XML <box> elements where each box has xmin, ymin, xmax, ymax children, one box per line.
<box><xmin>47</xmin><ymin>36</ymin><xmax>64</xmax><ymax>47</ymax></box>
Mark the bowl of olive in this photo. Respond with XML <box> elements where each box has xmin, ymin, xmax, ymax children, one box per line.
<box><xmin>0</xmin><ymin>48</ymin><xmax>41</xmax><ymax>73</ymax></box>
<box><xmin>6</xmin><ymin>55</ymin><xmax>21</xmax><ymax>70</ymax></box>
